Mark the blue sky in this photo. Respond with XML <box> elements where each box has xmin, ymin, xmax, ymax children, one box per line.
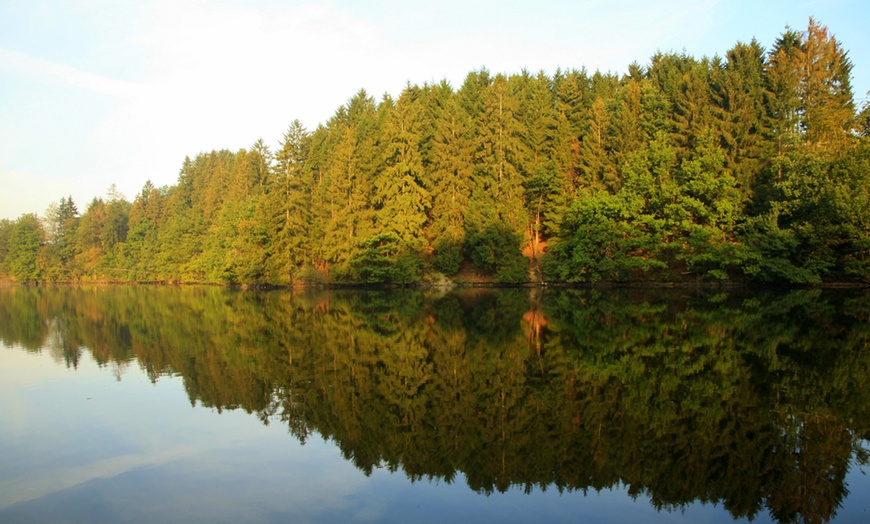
<box><xmin>1</xmin><ymin>0</ymin><xmax>868</xmax><ymax>221</ymax></box>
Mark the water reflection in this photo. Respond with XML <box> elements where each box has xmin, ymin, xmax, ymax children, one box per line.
<box><xmin>1</xmin><ymin>285</ymin><xmax>868</xmax><ymax>523</ymax></box>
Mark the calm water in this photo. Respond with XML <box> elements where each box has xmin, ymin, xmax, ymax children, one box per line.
<box><xmin>1</xmin><ymin>285</ymin><xmax>869</xmax><ymax>523</ymax></box>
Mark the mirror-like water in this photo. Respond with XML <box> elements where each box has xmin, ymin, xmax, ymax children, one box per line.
<box><xmin>1</xmin><ymin>285</ymin><xmax>868</xmax><ymax>523</ymax></box>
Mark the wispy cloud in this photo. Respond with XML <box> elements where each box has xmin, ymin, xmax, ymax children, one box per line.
<box><xmin>0</xmin><ymin>47</ymin><xmax>144</xmax><ymax>99</ymax></box>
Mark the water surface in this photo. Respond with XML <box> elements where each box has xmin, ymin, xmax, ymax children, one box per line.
<box><xmin>1</xmin><ymin>285</ymin><xmax>868</xmax><ymax>523</ymax></box>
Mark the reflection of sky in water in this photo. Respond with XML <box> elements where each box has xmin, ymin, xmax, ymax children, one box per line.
<box><xmin>2</xmin><ymin>342</ymin><xmax>866</xmax><ymax>523</ymax></box>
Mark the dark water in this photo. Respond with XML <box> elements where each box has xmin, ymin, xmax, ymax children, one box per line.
<box><xmin>1</xmin><ymin>285</ymin><xmax>869</xmax><ymax>523</ymax></box>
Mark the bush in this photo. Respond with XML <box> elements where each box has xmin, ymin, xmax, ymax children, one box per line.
<box><xmin>465</xmin><ymin>225</ymin><xmax>529</xmax><ymax>283</ymax></box>
<box><xmin>432</xmin><ymin>238</ymin><xmax>463</xmax><ymax>276</ymax></box>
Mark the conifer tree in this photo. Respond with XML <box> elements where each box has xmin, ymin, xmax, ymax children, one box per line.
<box><xmin>317</xmin><ymin>90</ymin><xmax>380</xmax><ymax>279</ymax></box>
<box><xmin>800</xmin><ymin>18</ymin><xmax>855</xmax><ymax>154</ymax></box>
<box><xmin>766</xmin><ymin>28</ymin><xmax>804</xmax><ymax>157</ymax></box>
<box><xmin>267</xmin><ymin>120</ymin><xmax>311</xmax><ymax>283</ymax></box>
<box><xmin>424</xmin><ymin>80</ymin><xmax>473</xmax><ymax>275</ymax></box>
<box><xmin>372</xmin><ymin>85</ymin><xmax>430</xmax><ymax>258</ymax></box>
<box><xmin>713</xmin><ymin>39</ymin><xmax>773</xmax><ymax>205</ymax></box>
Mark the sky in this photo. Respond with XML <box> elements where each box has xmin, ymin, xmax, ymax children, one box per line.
<box><xmin>1</xmin><ymin>0</ymin><xmax>868</xmax><ymax>221</ymax></box>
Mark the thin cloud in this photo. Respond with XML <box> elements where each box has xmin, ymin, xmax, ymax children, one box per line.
<box><xmin>0</xmin><ymin>48</ymin><xmax>145</xmax><ymax>99</ymax></box>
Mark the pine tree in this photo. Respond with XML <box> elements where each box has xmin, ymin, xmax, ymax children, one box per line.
<box><xmin>800</xmin><ymin>18</ymin><xmax>855</xmax><ymax>154</ymax></box>
<box><xmin>648</xmin><ymin>52</ymin><xmax>714</xmax><ymax>156</ymax></box>
<box><xmin>317</xmin><ymin>90</ymin><xmax>381</xmax><ymax>279</ymax></box>
<box><xmin>766</xmin><ymin>28</ymin><xmax>804</xmax><ymax>157</ymax></box>
<box><xmin>0</xmin><ymin>219</ymin><xmax>12</xmax><ymax>276</ymax></box>
<box><xmin>268</xmin><ymin>119</ymin><xmax>312</xmax><ymax>283</ymax></box>
<box><xmin>424</xmin><ymin>80</ymin><xmax>473</xmax><ymax>275</ymax></box>
<box><xmin>511</xmin><ymin>70</ymin><xmax>572</xmax><ymax>275</ymax></box>
<box><xmin>38</xmin><ymin>197</ymin><xmax>76</xmax><ymax>280</ymax></box>
<box><xmin>372</xmin><ymin>85</ymin><xmax>430</xmax><ymax>258</ymax></box>
<box><xmin>713</xmin><ymin>39</ymin><xmax>773</xmax><ymax>205</ymax></box>
<box><xmin>468</xmin><ymin>73</ymin><xmax>527</xmax><ymax>235</ymax></box>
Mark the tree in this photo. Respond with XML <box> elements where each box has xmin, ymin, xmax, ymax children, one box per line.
<box><xmin>0</xmin><ymin>219</ymin><xmax>13</xmax><ymax>277</ymax></box>
<box><xmin>102</xmin><ymin>188</ymin><xmax>130</xmax><ymax>253</ymax></box>
<box><xmin>74</xmin><ymin>198</ymin><xmax>107</xmax><ymax>279</ymax></box>
<box><xmin>766</xmin><ymin>27</ymin><xmax>804</xmax><ymax>157</ymax></box>
<box><xmin>544</xmin><ymin>190</ymin><xmax>666</xmax><ymax>282</ymax></box>
<box><xmin>373</xmin><ymin>85</ymin><xmax>430</xmax><ymax>256</ymax></box>
<box><xmin>713</xmin><ymin>39</ymin><xmax>773</xmax><ymax>206</ymax></box>
<box><xmin>7</xmin><ymin>214</ymin><xmax>42</xmax><ymax>282</ymax></box>
<box><xmin>512</xmin><ymin>70</ymin><xmax>574</xmax><ymax>271</ymax></box>
<box><xmin>316</xmin><ymin>90</ymin><xmax>381</xmax><ymax>279</ymax></box>
<box><xmin>424</xmin><ymin>80</ymin><xmax>473</xmax><ymax>270</ymax></box>
<box><xmin>465</xmin><ymin>224</ymin><xmax>529</xmax><ymax>283</ymax></box>
<box><xmin>667</xmin><ymin>131</ymin><xmax>745</xmax><ymax>279</ymax></box>
<box><xmin>800</xmin><ymin>18</ymin><xmax>855</xmax><ymax>154</ymax></box>
<box><xmin>766</xmin><ymin>19</ymin><xmax>855</xmax><ymax>156</ymax></box>
<box><xmin>267</xmin><ymin>119</ymin><xmax>312</xmax><ymax>283</ymax></box>
<box><xmin>38</xmin><ymin>196</ymin><xmax>79</xmax><ymax>280</ymax></box>
<box><xmin>647</xmin><ymin>52</ymin><xmax>714</xmax><ymax>156</ymax></box>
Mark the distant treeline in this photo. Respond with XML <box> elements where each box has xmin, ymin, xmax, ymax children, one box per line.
<box><xmin>2</xmin><ymin>18</ymin><xmax>869</xmax><ymax>285</ymax></box>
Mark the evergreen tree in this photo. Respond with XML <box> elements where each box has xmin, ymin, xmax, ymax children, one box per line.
<box><xmin>74</xmin><ymin>198</ymin><xmax>106</xmax><ymax>279</ymax></box>
<box><xmin>317</xmin><ymin>90</ymin><xmax>380</xmax><ymax>280</ymax></box>
<box><xmin>511</xmin><ymin>70</ymin><xmax>573</xmax><ymax>277</ymax></box>
<box><xmin>648</xmin><ymin>52</ymin><xmax>714</xmax><ymax>156</ymax></box>
<box><xmin>800</xmin><ymin>18</ymin><xmax>855</xmax><ymax>154</ymax></box>
<box><xmin>126</xmin><ymin>180</ymin><xmax>165</xmax><ymax>281</ymax></box>
<box><xmin>766</xmin><ymin>27</ymin><xmax>804</xmax><ymax>158</ymax></box>
<box><xmin>43</xmin><ymin>196</ymin><xmax>80</xmax><ymax>279</ymax></box>
<box><xmin>464</xmin><ymin>72</ymin><xmax>527</xmax><ymax>242</ymax></box>
<box><xmin>267</xmin><ymin>119</ymin><xmax>312</xmax><ymax>284</ymax></box>
<box><xmin>711</xmin><ymin>41</ymin><xmax>773</xmax><ymax>205</ymax></box>
<box><xmin>368</xmin><ymin>85</ymin><xmax>430</xmax><ymax>280</ymax></box>
<box><xmin>425</xmin><ymin>80</ymin><xmax>473</xmax><ymax>275</ymax></box>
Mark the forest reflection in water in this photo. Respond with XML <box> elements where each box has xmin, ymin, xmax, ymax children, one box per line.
<box><xmin>1</xmin><ymin>284</ymin><xmax>869</xmax><ymax>523</ymax></box>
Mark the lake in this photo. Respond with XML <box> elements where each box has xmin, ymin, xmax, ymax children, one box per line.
<box><xmin>1</xmin><ymin>285</ymin><xmax>868</xmax><ymax>523</ymax></box>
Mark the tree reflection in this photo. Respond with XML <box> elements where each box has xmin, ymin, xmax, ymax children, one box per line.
<box><xmin>1</xmin><ymin>284</ymin><xmax>868</xmax><ymax>523</ymax></box>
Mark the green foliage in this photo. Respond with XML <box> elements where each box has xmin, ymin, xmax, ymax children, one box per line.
<box><xmin>353</xmin><ymin>233</ymin><xmax>422</xmax><ymax>284</ymax></box>
<box><xmin>432</xmin><ymin>238</ymin><xmax>463</xmax><ymax>276</ymax></box>
<box><xmin>545</xmin><ymin>191</ymin><xmax>665</xmax><ymax>282</ymax></box>
<box><xmin>465</xmin><ymin>225</ymin><xmax>529</xmax><ymax>283</ymax></box>
<box><xmin>0</xmin><ymin>219</ymin><xmax>13</xmax><ymax>276</ymax></box>
<box><xmin>6</xmin><ymin>214</ymin><xmax>42</xmax><ymax>282</ymax></box>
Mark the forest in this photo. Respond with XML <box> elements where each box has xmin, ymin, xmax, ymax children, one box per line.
<box><xmin>1</xmin><ymin>18</ymin><xmax>869</xmax><ymax>286</ymax></box>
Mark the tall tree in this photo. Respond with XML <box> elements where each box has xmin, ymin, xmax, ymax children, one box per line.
<box><xmin>0</xmin><ymin>219</ymin><xmax>13</xmax><ymax>277</ymax></box>
<box><xmin>511</xmin><ymin>70</ymin><xmax>572</xmax><ymax>275</ymax></box>
<box><xmin>712</xmin><ymin>39</ymin><xmax>773</xmax><ymax>206</ymax></box>
<box><xmin>648</xmin><ymin>52</ymin><xmax>714</xmax><ymax>156</ymax></box>
<box><xmin>766</xmin><ymin>27</ymin><xmax>805</xmax><ymax>158</ymax></box>
<box><xmin>317</xmin><ymin>90</ymin><xmax>381</xmax><ymax>279</ymax></box>
<box><xmin>423</xmin><ymin>80</ymin><xmax>473</xmax><ymax>275</ymax></box>
<box><xmin>45</xmin><ymin>196</ymin><xmax>80</xmax><ymax>271</ymax></box>
<box><xmin>372</xmin><ymin>86</ymin><xmax>430</xmax><ymax>259</ymax></box>
<box><xmin>268</xmin><ymin>119</ymin><xmax>312</xmax><ymax>283</ymax></box>
<box><xmin>74</xmin><ymin>198</ymin><xmax>106</xmax><ymax>279</ymax></box>
<box><xmin>799</xmin><ymin>18</ymin><xmax>855</xmax><ymax>154</ymax></box>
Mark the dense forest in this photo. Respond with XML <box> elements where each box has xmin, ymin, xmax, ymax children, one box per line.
<box><xmin>2</xmin><ymin>285</ymin><xmax>869</xmax><ymax>522</ymax></box>
<box><xmin>2</xmin><ymin>18</ymin><xmax>869</xmax><ymax>285</ymax></box>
